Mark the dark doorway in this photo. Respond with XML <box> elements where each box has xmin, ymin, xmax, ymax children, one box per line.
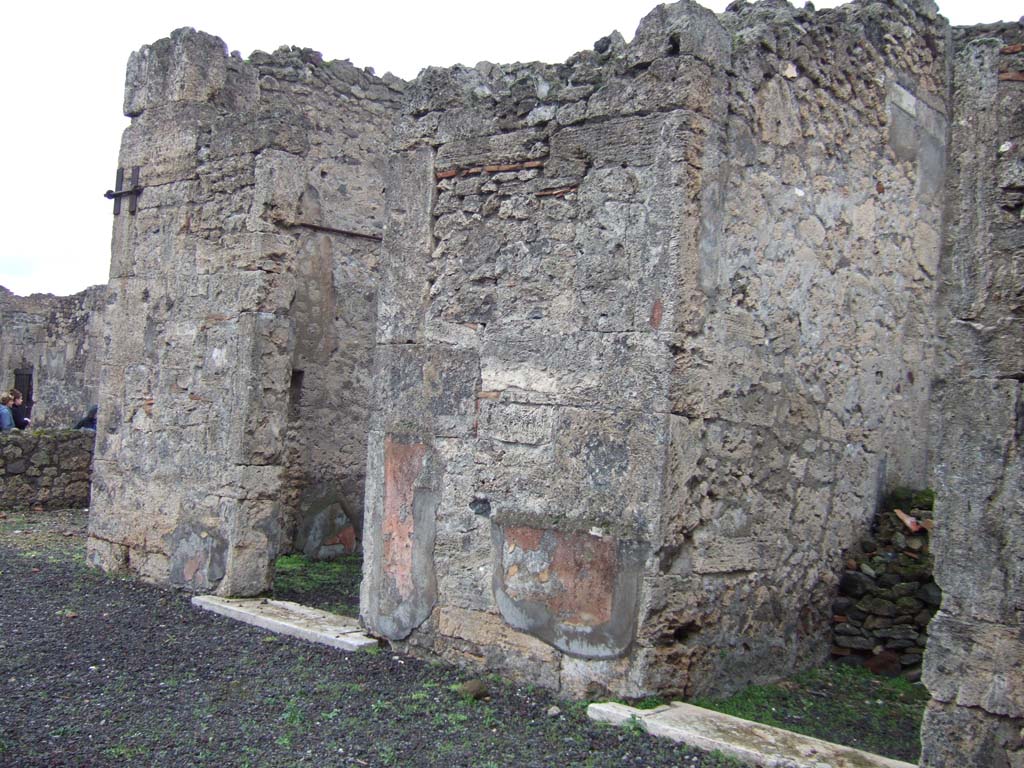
<box><xmin>13</xmin><ymin>367</ymin><xmax>33</xmax><ymax>410</ymax></box>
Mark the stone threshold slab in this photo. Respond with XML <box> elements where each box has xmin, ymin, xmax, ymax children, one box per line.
<box><xmin>588</xmin><ymin>700</ymin><xmax>916</xmax><ymax>768</ymax></box>
<box><xmin>192</xmin><ymin>595</ymin><xmax>377</xmax><ymax>652</ymax></box>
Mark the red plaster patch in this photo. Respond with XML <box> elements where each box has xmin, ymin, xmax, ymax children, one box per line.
<box><xmin>183</xmin><ymin>555</ymin><xmax>202</xmax><ymax>583</ymax></box>
<box><xmin>324</xmin><ymin>525</ymin><xmax>357</xmax><ymax>553</ymax></box>
<box><xmin>649</xmin><ymin>298</ymin><xmax>663</xmax><ymax>329</ymax></box>
<box><xmin>502</xmin><ymin>526</ymin><xmax>616</xmax><ymax>627</ymax></box>
<box><xmin>383</xmin><ymin>437</ymin><xmax>427</xmax><ymax>600</ymax></box>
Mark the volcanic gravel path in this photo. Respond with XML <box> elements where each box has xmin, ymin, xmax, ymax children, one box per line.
<box><xmin>0</xmin><ymin>513</ymin><xmax>744</xmax><ymax>768</ymax></box>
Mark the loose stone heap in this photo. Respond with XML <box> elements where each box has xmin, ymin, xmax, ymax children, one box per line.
<box><xmin>0</xmin><ymin>430</ymin><xmax>95</xmax><ymax>510</ymax></box>
<box><xmin>832</xmin><ymin>491</ymin><xmax>939</xmax><ymax>679</ymax></box>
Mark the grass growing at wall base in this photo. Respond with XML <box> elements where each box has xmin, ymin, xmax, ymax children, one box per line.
<box><xmin>272</xmin><ymin>552</ymin><xmax>362</xmax><ymax>618</ymax></box>
<box><xmin>689</xmin><ymin>663</ymin><xmax>929</xmax><ymax>762</ymax></box>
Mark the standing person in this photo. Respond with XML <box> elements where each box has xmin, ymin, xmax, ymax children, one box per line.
<box><xmin>0</xmin><ymin>394</ymin><xmax>14</xmax><ymax>432</ymax></box>
<box><xmin>10</xmin><ymin>389</ymin><xmax>30</xmax><ymax>430</ymax></box>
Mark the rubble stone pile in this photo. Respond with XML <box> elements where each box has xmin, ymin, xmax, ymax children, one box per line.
<box><xmin>832</xmin><ymin>490</ymin><xmax>939</xmax><ymax>680</ymax></box>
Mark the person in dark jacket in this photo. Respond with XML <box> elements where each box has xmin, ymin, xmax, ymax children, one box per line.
<box><xmin>74</xmin><ymin>405</ymin><xmax>98</xmax><ymax>430</ymax></box>
<box><xmin>10</xmin><ymin>389</ymin><xmax>30</xmax><ymax>430</ymax></box>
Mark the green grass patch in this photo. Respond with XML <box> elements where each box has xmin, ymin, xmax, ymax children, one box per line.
<box><xmin>690</xmin><ymin>663</ymin><xmax>930</xmax><ymax>761</ymax></box>
<box><xmin>617</xmin><ymin>694</ymin><xmax>669</xmax><ymax>710</ymax></box>
<box><xmin>272</xmin><ymin>552</ymin><xmax>362</xmax><ymax>617</ymax></box>
<box><xmin>273</xmin><ymin>552</ymin><xmax>361</xmax><ymax>590</ymax></box>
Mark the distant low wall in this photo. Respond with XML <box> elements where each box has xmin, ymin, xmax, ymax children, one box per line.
<box><xmin>0</xmin><ymin>430</ymin><xmax>94</xmax><ymax>510</ymax></box>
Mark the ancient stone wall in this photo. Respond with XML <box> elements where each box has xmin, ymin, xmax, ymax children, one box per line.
<box><xmin>87</xmin><ymin>29</ymin><xmax>401</xmax><ymax>594</ymax></box>
<box><xmin>650</xmin><ymin>0</ymin><xmax>948</xmax><ymax>695</ymax></box>
<box><xmin>360</xmin><ymin>0</ymin><xmax>948</xmax><ymax>699</ymax></box>
<box><xmin>0</xmin><ymin>430</ymin><xmax>95</xmax><ymax>510</ymax></box>
<box><xmin>922</xmin><ymin>23</ymin><xmax>1024</xmax><ymax>768</ymax></box>
<box><xmin>86</xmin><ymin>3</ymin><xmax>1023</xmax><ymax>761</ymax></box>
<box><xmin>0</xmin><ymin>286</ymin><xmax>109</xmax><ymax>428</ymax></box>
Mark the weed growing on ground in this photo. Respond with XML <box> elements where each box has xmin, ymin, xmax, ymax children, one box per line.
<box><xmin>690</xmin><ymin>662</ymin><xmax>929</xmax><ymax>761</ymax></box>
<box><xmin>280</xmin><ymin>698</ymin><xmax>305</xmax><ymax>726</ymax></box>
<box><xmin>623</xmin><ymin>715</ymin><xmax>647</xmax><ymax>736</ymax></box>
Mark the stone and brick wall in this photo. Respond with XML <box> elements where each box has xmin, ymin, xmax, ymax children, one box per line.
<box><xmin>922</xmin><ymin>22</ymin><xmax>1024</xmax><ymax>768</ymax></box>
<box><xmin>0</xmin><ymin>430</ymin><xmax>94</xmax><ymax>510</ymax></box>
<box><xmin>361</xmin><ymin>0</ymin><xmax>948</xmax><ymax>700</ymax></box>
<box><xmin>87</xmin><ymin>29</ymin><xmax>402</xmax><ymax>595</ymax></box>
<box><xmin>0</xmin><ymin>286</ymin><xmax>109</xmax><ymax>429</ymax></box>
<box><xmin>643</xmin><ymin>0</ymin><xmax>947</xmax><ymax>697</ymax></box>
<box><xmin>82</xmin><ymin>3</ymin><xmax>1023</xmax><ymax>764</ymax></box>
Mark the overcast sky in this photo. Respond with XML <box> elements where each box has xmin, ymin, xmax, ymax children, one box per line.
<box><xmin>1</xmin><ymin>0</ymin><xmax>1017</xmax><ymax>297</ymax></box>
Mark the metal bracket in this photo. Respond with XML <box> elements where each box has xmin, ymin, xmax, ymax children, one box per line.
<box><xmin>104</xmin><ymin>166</ymin><xmax>143</xmax><ymax>215</ymax></box>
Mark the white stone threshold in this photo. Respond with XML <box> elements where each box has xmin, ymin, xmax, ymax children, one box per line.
<box><xmin>588</xmin><ymin>700</ymin><xmax>916</xmax><ymax>768</ymax></box>
<box><xmin>192</xmin><ymin>595</ymin><xmax>378</xmax><ymax>652</ymax></box>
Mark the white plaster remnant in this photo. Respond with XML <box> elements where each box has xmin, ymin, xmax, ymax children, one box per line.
<box><xmin>890</xmin><ymin>81</ymin><xmax>918</xmax><ymax>116</ymax></box>
<box><xmin>192</xmin><ymin>596</ymin><xmax>377</xmax><ymax>651</ymax></box>
<box><xmin>588</xmin><ymin>701</ymin><xmax>916</xmax><ymax>768</ymax></box>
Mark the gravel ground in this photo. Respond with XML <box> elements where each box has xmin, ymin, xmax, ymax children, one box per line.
<box><xmin>0</xmin><ymin>511</ymin><xmax>745</xmax><ymax>768</ymax></box>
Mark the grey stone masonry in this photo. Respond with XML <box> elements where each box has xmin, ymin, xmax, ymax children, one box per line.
<box><xmin>0</xmin><ymin>430</ymin><xmax>95</xmax><ymax>510</ymax></box>
<box><xmin>87</xmin><ymin>29</ymin><xmax>402</xmax><ymax>595</ymax></box>
<box><xmin>922</xmin><ymin>21</ymin><xmax>1024</xmax><ymax>768</ymax></box>
<box><xmin>85</xmin><ymin>2</ymin><xmax>1023</xmax><ymax>764</ymax></box>
<box><xmin>361</xmin><ymin>0</ymin><xmax>949</xmax><ymax>700</ymax></box>
<box><xmin>0</xmin><ymin>286</ymin><xmax>109</xmax><ymax>429</ymax></box>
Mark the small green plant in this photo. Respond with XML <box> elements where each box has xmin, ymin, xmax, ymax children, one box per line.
<box><xmin>102</xmin><ymin>743</ymin><xmax>148</xmax><ymax>760</ymax></box>
<box><xmin>280</xmin><ymin>698</ymin><xmax>304</xmax><ymax>726</ymax></box>
<box><xmin>446</xmin><ymin>711</ymin><xmax>470</xmax><ymax>726</ymax></box>
<box><xmin>479</xmin><ymin>705</ymin><xmax>499</xmax><ymax>729</ymax></box>
<box><xmin>622</xmin><ymin>715</ymin><xmax>646</xmax><ymax>736</ymax></box>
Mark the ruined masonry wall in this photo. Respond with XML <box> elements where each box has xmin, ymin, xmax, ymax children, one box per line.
<box><xmin>87</xmin><ymin>29</ymin><xmax>401</xmax><ymax>594</ymax></box>
<box><xmin>649</xmin><ymin>0</ymin><xmax>948</xmax><ymax>695</ymax></box>
<box><xmin>360</xmin><ymin>0</ymin><xmax>947</xmax><ymax>698</ymax></box>
<box><xmin>0</xmin><ymin>286</ymin><xmax>110</xmax><ymax>429</ymax></box>
<box><xmin>86</xmin><ymin>3</ymin><xmax>1023</xmax><ymax>762</ymax></box>
<box><xmin>922</xmin><ymin>24</ymin><xmax>1024</xmax><ymax>768</ymax></box>
<box><xmin>0</xmin><ymin>431</ymin><xmax>95</xmax><ymax>510</ymax></box>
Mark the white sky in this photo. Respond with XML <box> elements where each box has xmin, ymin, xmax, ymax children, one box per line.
<box><xmin>1</xmin><ymin>0</ymin><xmax>1018</xmax><ymax>297</ymax></box>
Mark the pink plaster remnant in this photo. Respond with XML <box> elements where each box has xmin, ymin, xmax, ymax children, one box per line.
<box><xmin>325</xmin><ymin>525</ymin><xmax>357</xmax><ymax>553</ymax></box>
<box><xmin>503</xmin><ymin>526</ymin><xmax>616</xmax><ymax>627</ymax></box>
<box><xmin>649</xmin><ymin>298</ymin><xmax>663</xmax><ymax>329</ymax></box>
<box><xmin>383</xmin><ymin>437</ymin><xmax>426</xmax><ymax>600</ymax></box>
